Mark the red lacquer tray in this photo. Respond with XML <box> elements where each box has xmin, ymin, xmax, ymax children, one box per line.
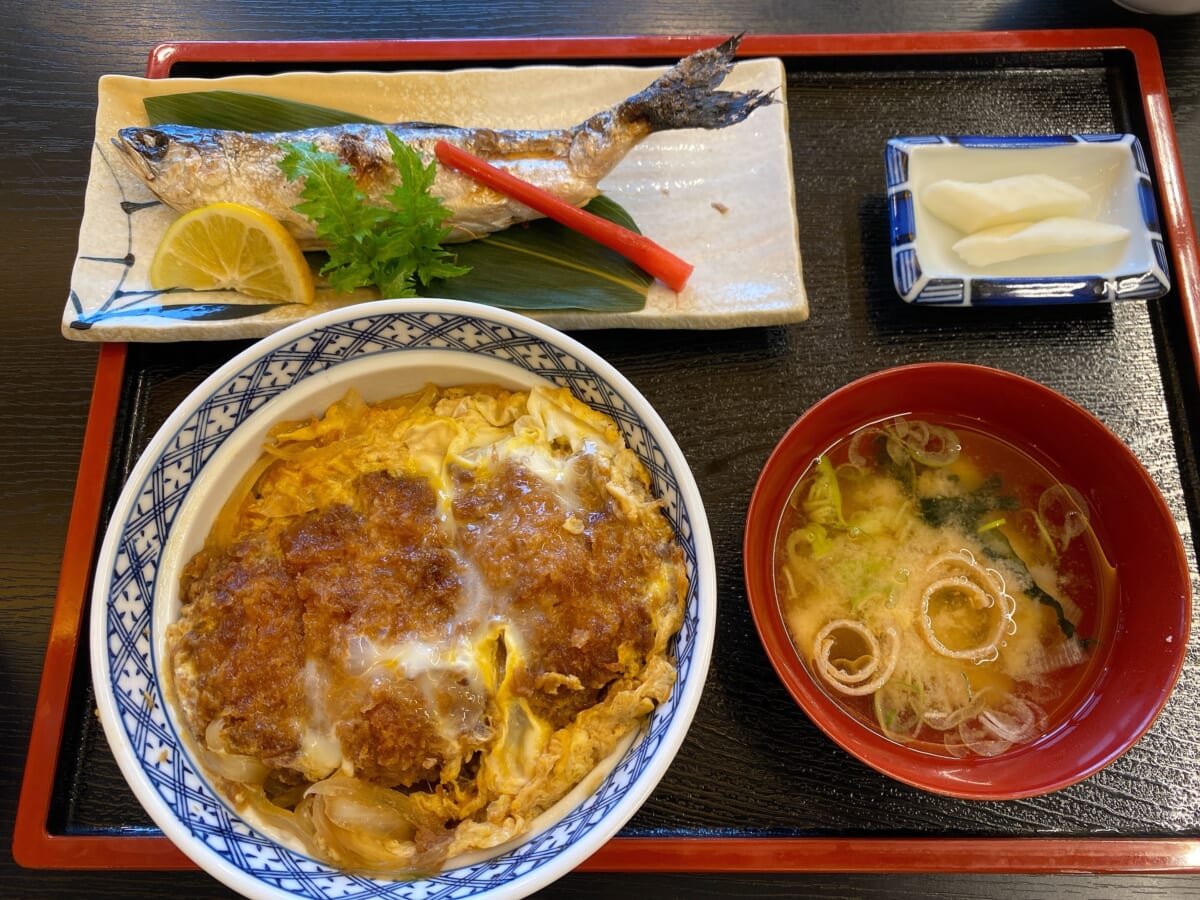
<box><xmin>15</xmin><ymin>29</ymin><xmax>1200</xmax><ymax>874</ymax></box>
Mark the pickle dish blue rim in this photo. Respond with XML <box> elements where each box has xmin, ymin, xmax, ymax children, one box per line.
<box><xmin>88</xmin><ymin>298</ymin><xmax>716</xmax><ymax>900</ymax></box>
<box><xmin>884</xmin><ymin>134</ymin><xmax>1171</xmax><ymax>306</ymax></box>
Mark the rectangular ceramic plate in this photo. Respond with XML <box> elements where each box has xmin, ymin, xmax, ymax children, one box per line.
<box><xmin>62</xmin><ymin>58</ymin><xmax>805</xmax><ymax>341</ymax></box>
<box><xmin>886</xmin><ymin>134</ymin><xmax>1171</xmax><ymax>306</ymax></box>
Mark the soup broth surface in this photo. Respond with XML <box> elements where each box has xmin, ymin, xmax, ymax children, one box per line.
<box><xmin>774</xmin><ymin>415</ymin><xmax>1114</xmax><ymax>758</ymax></box>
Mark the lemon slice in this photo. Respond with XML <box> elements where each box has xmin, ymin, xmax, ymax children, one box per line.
<box><xmin>150</xmin><ymin>202</ymin><xmax>315</xmax><ymax>304</ymax></box>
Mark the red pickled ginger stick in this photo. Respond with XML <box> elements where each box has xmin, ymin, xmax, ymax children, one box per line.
<box><xmin>433</xmin><ymin>139</ymin><xmax>694</xmax><ymax>293</ymax></box>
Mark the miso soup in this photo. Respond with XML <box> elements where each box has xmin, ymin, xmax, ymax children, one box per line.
<box><xmin>773</xmin><ymin>415</ymin><xmax>1115</xmax><ymax>758</ymax></box>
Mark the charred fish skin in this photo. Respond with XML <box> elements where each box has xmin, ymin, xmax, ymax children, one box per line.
<box><xmin>111</xmin><ymin>35</ymin><xmax>777</xmax><ymax>245</ymax></box>
<box><xmin>602</xmin><ymin>35</ymin><xmax>774</xmax><ymax>135</ymax></box>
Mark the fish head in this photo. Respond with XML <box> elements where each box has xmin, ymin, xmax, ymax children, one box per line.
<box><xmin>111</xmin><ymin>125</ymin><xmax>230</xmax><ymax>206</ymax></box>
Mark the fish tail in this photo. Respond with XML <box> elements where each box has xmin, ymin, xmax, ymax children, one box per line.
<box><xmin>614</xmin><ymin>34</ymin><xmax>777</xmax><ymax>132</ymax></box>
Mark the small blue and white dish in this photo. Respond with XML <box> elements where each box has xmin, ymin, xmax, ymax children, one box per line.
<box><xmin>885</xmin><ymin>134</ymin><xmax>1170</xmax><ymax>306</ymax></box>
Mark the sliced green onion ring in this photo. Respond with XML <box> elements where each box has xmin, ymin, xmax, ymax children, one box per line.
<box><xmin>874</xmin><ymin>680</ymin><xmax>924</xmax><ymax>740</ymax></box>
<box><xmin>847</xmin><ymin>426</ymin><xmax>888</xmax><ymax>468</ymax></box>
<box><xmin>922</xmin><ymin>689</ymin><xmax>989</xmax><ymax>732</ymax></box>
<box><xmin>1038</xmin><ymin>483</ymin><xmax>1091</xmax><ymax>551</ymax></box>
<box><xmin>900</xmin><ymin>422</ymin><xmax>961</xmax><ymax>467</ymax></box>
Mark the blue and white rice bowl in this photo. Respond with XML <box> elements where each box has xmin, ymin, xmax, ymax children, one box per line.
<box><xmin>90</xmin><ymin>298</ymin><xmax>716</xmax><ymax>900</ymax></box>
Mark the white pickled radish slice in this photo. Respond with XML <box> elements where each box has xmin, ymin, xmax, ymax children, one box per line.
<box><xmin>952</xmin><ymin>217</ymin><xmax>1130</xmax><ymax>267</ymax></box>
<box><xmin>921</xmin><ymin>174</ymin><xmax>1091</xmax><ymax>234</ymax></box>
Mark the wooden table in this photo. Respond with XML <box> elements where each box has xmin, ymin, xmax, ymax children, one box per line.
<box><xmin>4</xmin><ymin>2</ymin><xmax>1200</xmax><ymax>897</ymax></box>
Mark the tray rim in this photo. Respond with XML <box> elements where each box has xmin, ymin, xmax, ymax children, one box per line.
<box><xmin>14</xmin><ymin>27</ymin><xmax>1200</xmax><ymax>876</ymax></box>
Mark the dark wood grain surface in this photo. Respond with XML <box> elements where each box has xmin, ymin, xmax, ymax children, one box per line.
<box><xmin>5</xmin><ymin>2</ymin><xmax>1200</xmax><ymax>898</ymax></box>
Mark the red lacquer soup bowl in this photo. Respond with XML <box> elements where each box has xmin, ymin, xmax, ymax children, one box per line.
<box><xmin>743</xmin><ymin>362</ymin><xmax>1191</xmax><ymax>799</ymax></box>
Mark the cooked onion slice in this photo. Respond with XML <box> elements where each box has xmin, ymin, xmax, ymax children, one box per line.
<box><xmin>306</xmin><ymin>774</ymin><xmax>420</xmax><ymax>842</ymax></box>
<box><xmin>922</xmin><ymin>689</ymin><xmax>989</xmax><ymax>732</ymax></box>
<box><xmin>888</xmin><ymin>419</ymin><xmax>961</xmax><ymax>467</ymax></box>
<box><xmin>1038</xmin><ymin>483</ymin><xmax>1091</xmax><ymax>551</ymax></box>
<box><xmin>296</xmin><ymin>774</ymin><xmax>446</xmax><ymax>876</ymax></box>
<box><xmin>952</xmin><ymin>718</ymin><xmax>1013</xmax><ymax>758</ymax></box>
<box><xmin>812</xmin><ymin>620</ymin><xmax>898</xmax><ymax>696</ymax></box>
<box><xmin>874</xmin><ymin>680</ymin><xmax>923</xmax><ymax>740</ymax></box>
<box><xmin>1030</xmin><ymin>637</ymin><xmax>1089</xmax><ymax>675</ymax></box>
<box><xmin>200</xmin><ymin>717</ymin><xmax>270</xmax><ymax>784</ymax></box>
<box><xmin>919</xmin><ymin>550</ymin><xmax>1016</xmax><ymax>662</ymax></box>
<box><xmin>940</xmin><ymin>696</ymin><xmax>1047</xmax><ymax>758</ymax></box>
<box><xmin>847</xmin><ymin>426</ymin><xmax>887</xmax><ymax>468</ymax></box>
<box><xmin>979</xmin><ymin>696</ymin><xmax>1046</xmax><ymax>744</ymax></box>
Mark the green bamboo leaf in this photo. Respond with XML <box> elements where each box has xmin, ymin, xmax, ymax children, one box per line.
<box><xmin>145</xmin><ymin>90</ymin><xmax>381</xmax><ymax>131</ymax></box>
<box><xmin>579</xmin><ymin>195</ymin><xmax>643</xmax><ymax>234</ymax></box>
<box><xmin>422</xmin><ymin>198</ymin><xmax>649</xmax><ymax>311</ymax></box>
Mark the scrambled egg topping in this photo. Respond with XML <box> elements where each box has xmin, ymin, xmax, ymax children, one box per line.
<box><xmin>167</xmin><ymin>384</ymin><xmax>686</xmax><ymax>875</ymax></box>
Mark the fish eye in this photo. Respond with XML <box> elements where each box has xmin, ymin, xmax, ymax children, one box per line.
<box><xmin>132</xmin><ymin>128</ymin><xmax>170</xmax><ymax>158</ymax></box>
<box><xmin>141</xmin><ymin>130</ymin><xmax>166</xmax><ymax>148</ymax></box>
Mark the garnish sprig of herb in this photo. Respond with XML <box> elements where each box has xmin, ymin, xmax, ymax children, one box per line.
<box><xmin>278</xmin><ymin>132</ymin><xmax>469</xmax><ymax>298</ymax></box>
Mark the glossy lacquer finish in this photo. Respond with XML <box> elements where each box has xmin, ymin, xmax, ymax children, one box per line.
<box><xmin>6</xmin><ymin>6</ymin><xmax>1200</xmax><ymax>900</ymax></box>
<box><xmin>744</xmin><ymin>362</ymin><xmax>1190</xmax><ymax>799</ymax></box>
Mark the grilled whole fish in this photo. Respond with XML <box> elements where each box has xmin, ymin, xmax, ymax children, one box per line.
<box><xmin>112</xmin><ymin>36</ymin><xmax>776</xmax><ymax>246</ymax></box>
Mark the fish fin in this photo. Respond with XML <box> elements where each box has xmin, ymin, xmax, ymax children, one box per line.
<box><xmin>613</xmin><ymin>34</ymin><xmax>777</xmax><ymax>133</ymax></box>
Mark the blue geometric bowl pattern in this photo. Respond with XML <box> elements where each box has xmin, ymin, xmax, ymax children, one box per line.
<box><xmin>885</xmin><ymin>134</ymin><xmax>1171</xmax><ymax>306</ymax></box>
<box><xmin>92</xmin><ymin>301</ymin><xmax>713</xmax><ymax>900</ymax></box>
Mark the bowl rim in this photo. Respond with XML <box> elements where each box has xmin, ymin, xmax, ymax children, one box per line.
<box><xmin>743</xmin><ymin>361</ymin><xmax>1191</xmax><ymax>800</ymax></box>
<box><xmin>88</xmin><ymin>297</ymin><xmax>716</xmax><ymax>899</ymax></box>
